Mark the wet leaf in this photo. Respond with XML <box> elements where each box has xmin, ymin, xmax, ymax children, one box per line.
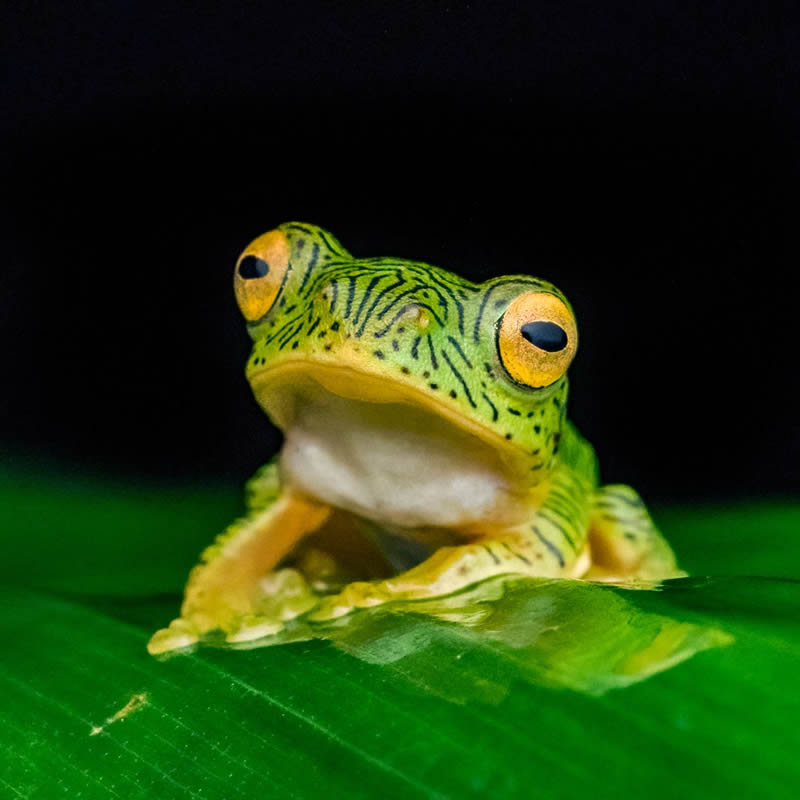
<box><xmin>2</xmin><ymin>463</ymin><xmax>799</xmax><ymax>798</ymax></box>
<box><xmin>207</xmin><ymin>576</ymin><xmax>733</xmax><ymax>701</ymax></box>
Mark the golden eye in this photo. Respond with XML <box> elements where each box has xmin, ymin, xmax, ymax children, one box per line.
<box><xmin>497</xmin><ymin>291</ymin><xmax>578</xmax><ymax>388</ymax></box>
<box><xmin>233</xmin><ymin>230</ymin><xmax>291</xmax><ymax>322</ymax></box>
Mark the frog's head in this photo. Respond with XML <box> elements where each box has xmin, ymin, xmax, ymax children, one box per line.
<box><xmin>235</xmin><ymin>223</ymin><xmax>577</xmax><ymax>485</ymax></box>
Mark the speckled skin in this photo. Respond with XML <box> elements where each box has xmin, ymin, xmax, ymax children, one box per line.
<box><xmin>245</xmin><ymin>223</ymin><xmax>569</xmax><ymax>465</ymax></box>
<box><xmin>148</xmin><ymin>223</ymin><xmax>683</xmax><ymax>655</ymax></box>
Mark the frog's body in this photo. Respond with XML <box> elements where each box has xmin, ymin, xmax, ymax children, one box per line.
<box><xmin>148</xmin><ymin>223</ymin><xmax>683</xmax><ymax>654</ymax></box>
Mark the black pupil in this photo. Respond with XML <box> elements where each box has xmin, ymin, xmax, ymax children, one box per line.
<box><xmin>238</xmin><ymin>255</ymin><xmax>269</xmax><ymax>279</ymax></box>
<box><xmin>520</xmin><ymin>321</ymin><xmax>568</xmax><ymax>352</ymax></box>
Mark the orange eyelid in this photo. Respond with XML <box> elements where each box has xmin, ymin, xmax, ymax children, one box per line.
<box><xmin>233</xmin><ymin>230</ymin><xmax>291</xmax><ymax>322</ymax></box>
<box><xmin>498</xmin><ymin>291</ymin><xmax>578</xmax><ymax>388</ymax></box>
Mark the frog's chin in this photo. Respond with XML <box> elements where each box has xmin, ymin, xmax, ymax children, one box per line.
<box><xmin>250</xmin><ymin>360</ymin><xmax>537</xmax><ymax>529</ymax></box>
<box><xmin>249</xmin><ymin>359</ymin><xmax>524</xmax><ymax>467</ymax></box>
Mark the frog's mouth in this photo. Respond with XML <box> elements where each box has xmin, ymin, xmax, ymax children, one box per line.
<box><xmin>249</xmin><ymin>359</ymin><xmax>525</xmax><ymax>474</ymax></box>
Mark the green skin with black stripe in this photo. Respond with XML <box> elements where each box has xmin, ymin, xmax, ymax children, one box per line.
<box><xmin>148</xmin><ymin>222</ymin><xmax>684</xmax><ymax>654</ymax></box>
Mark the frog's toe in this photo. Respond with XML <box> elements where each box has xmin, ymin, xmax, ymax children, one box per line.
<box><xmin>149</xmin><ymin>568</ymin><xmax>321</xmax><ymax>653</ymax></box>
<box><xmin>308</xmin><ymin>581</ymin><xmax>391</xmax><ymax>621</ymax></box>
<box><xmin>307</xmin><ymin>597</ymin><xmax>352</xmax><ymax>621</ymax></box>
<box><xmin>254</xmin><ymin>568</ymin><xmax>319</xmax><ymax>618</ymax></box>
<box><xmin>217</xmin><ymin>567</ymin><xmax>319</xmax><ymax>638</ymax></box>
<box><xmin>147</xmin><ymin>618</ymin><xmax>200</xmax><ymax>655</ymax></box>
<box><xmin>224</xmin><ymin>614</ymin><xmax>285</xmax><ymax>644</ymax></box>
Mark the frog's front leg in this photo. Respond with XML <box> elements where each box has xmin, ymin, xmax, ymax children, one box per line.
<box><xmin>311</xmin><ymin>470</ymin><xmax>593</xmax><ymax>620</ymax></box>
<box><xmin>584</xmin><ymin>484</ymin><xmax>685</xmax><ymax>582</ymax></box>
<box><xmin>148</xmin><ymin>462</ymin><xmax>332</xmax><ymax>654</ymax></box>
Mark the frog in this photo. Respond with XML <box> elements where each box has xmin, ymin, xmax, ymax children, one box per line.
<box><xmin>147</xmin><ymin>222</ymin><xmax>684</xmax><ymax>654</ymax></box>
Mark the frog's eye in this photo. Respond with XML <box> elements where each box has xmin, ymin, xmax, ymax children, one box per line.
<box><xmin>234</xmin><ymin>230</ymin><xmax>291</xmax><ymax>322</ymax></box>
<box><xmin>497</xmin><ymin>292</ymin><xmax>577</xmax><ymax>388</ymax></box>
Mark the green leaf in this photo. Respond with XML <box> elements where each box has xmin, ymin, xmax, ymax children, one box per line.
<box><xmin>2</xmin><ymin>462</ymin><xmax>799</xmax><ymax>798</ymax></box>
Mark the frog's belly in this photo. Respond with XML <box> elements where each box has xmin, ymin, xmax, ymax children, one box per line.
<box><xmin>278</xmin><ymin>393</ymin><xmax>523</xmax><ymax>530</ymax></box>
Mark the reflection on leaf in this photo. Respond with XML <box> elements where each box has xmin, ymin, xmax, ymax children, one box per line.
<box><xmin>178</xmin><ymin>577</ymin><xmax>732</xmax><ymax>702</ymax></box>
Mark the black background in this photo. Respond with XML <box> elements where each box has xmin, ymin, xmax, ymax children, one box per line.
<box><xmin>2</xmin><ymin>2</ymin><xmax>797</xmax><ymax>501</ymax></box>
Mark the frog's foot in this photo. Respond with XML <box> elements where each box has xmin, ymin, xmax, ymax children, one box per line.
<box><xmin>584</xmin><ymin>484</ymin><xmax>687</xmax><ymax>583</ymax></box>
<box><xmin>309</xmin><ymin>537</ymin><xmax>558</xmax><ymax>621</ymax></box>
<box><xmin>148</xmin><ymin>567</ymin><xmax>320</xmax><ymax>653</ymax></box>
<box><xmin>147</xmin><ymin>489</ymin><xmax>332</xmax><ymax>655</ymax></box>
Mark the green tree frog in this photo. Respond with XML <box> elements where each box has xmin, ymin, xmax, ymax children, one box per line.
<box><xmin>148</xmin><ymin>223</ymin><xmax>683</xmax><ymax>654</ymax></box>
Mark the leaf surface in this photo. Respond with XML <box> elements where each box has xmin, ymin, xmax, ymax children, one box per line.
<box><xmin>2</xmin><ymin>465</ymin><xmax>798</xmax><ymax>798</ymax></box>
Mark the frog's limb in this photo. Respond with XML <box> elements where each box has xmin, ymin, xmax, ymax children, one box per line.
<box><xmin>584</xmin><ymin>484</ymin><xmax>685</xmax><ymax>582</ymax></box>
<box><xmin>310</xmin><ymin>466</ymin><xmax>594</xmax><ymax>620</ymax></box>
<box><xmin>147</xmin><ymin>462</ymin><xmax>332</xmax><ymax>654</ymax></box>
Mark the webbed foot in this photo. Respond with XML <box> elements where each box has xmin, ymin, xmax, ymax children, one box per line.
<box><xmin>148</xmin><ymin>568</ymin><xmax>319</xmax><ymax>653</ymax></box>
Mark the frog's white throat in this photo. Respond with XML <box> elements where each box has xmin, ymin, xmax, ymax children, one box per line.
<box><xmin>258</xmin><ymin>370</ymin><xmax>529</xmax><ymax>531</ymax></box>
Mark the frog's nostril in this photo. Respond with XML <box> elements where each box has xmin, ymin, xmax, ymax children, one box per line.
<box><xmin>239</xmin><ymin>255</ymin><xmax>270</xmax><ymax>280</ymax></box>
<box><xmin>521</xmin><ymin>321</ymin><xmax>568</xmax><ymax>352</ymax></box>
